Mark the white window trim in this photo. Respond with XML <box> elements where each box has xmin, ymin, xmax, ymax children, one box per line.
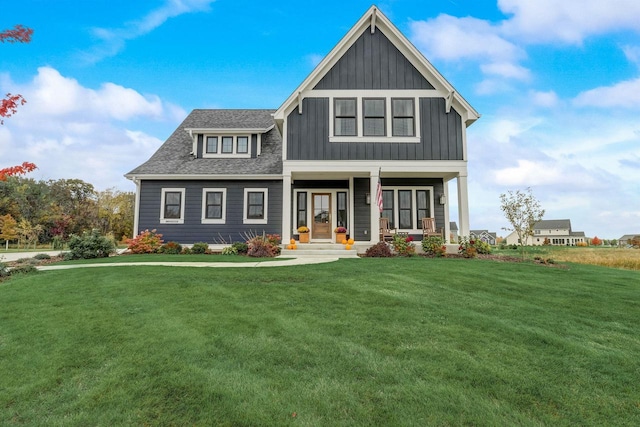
<box><xmin>382</xmin><ymin>186</ymin><xmax>434</xmax><ymax>232</ymax></box>
<box><xmin>328</xmin><ymin>94</ymin><xmax>421</xmax><ymax>143</ymax></box>
<box><xmin>160</xmin><ymin>188</ymin><xmax>186</xmax><ymax>224</ymax></box>
<box><xmin>203</xmin><ymin>134</ymin><xmax>252</xmax><ymax>158</ymax></box>
<box><xmin>201</xmin><ymin>188</ymin><xmax>227</xmax><ymax>224</ymax></box>
<box><xmin>243</xmin><ymin>188</ymin><xmax>268</xmax><ymax>224</ymax></box>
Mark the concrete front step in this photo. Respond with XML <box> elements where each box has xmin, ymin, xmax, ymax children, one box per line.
<box><xmin>281</xmin><ymin>243</ymin><xmax>365</xmax><ymax>258</ymax></box>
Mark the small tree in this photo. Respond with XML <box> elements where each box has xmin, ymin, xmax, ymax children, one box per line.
<box><xmin>0</xmin><ymin>214</ymin><xmax>18</xmax><ymax>250</ymax></box>
<box><xmin>500</xmin><ymin>188</ymin><xmax>545</xmax><ymax>259</ymax></box>
<box><xmin>591</xmin><ymin>236</ymin><xmax>602</xmax><ymax>246</ymax></box>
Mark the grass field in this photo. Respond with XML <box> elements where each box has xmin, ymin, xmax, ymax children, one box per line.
<box><xmin>1</xmin><ymin>258</ymin><xmax>639</xmax><ymax>426</ymax></box>
<box><xmin>495</xmin><ymin>245</ymin><xmax>640</xmax><ymax>270</ymax></box>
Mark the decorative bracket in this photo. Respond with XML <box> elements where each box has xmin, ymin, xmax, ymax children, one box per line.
<box><xmin>445</xmin><ymin>90</ymin><xmax>455</xmax><ymax>113</ymax></box>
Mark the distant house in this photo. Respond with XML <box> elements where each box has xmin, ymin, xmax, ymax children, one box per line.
<box><xmin>504</xmin><ymin>219</ymin><xmax>586</xmax><ymax>246</ymax></box>
<box><xmin>470</xmin><ymin>230</ymin><xmax>497</xmax><ymax>245</ymax></box>
<box><xmin>125</xmin><ymin>6</ymin><xmax>480</xmax><ymax>245</ymax></box>
<box><xmin>618</xmin><ymin>234</ymin><xmax>640</xmax><ymax>247</ymax></box>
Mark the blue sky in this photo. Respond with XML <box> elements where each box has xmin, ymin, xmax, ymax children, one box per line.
<box><xmin>1</xmin><ymin>0</ymin><xmax>639</xmax><ymax>239</ymax></box>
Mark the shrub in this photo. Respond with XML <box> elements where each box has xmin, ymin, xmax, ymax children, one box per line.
<box><xmin>9</xmin><ymin>264</ymin><xmax>38</xmax><ymax>275</ymax></box>
<box><xmin>247</xmin><ymin>235</ymin><xmax>279</xmax><ymax>258</ymax></box>
<box><xmin>159</xmin><ymin>241</ymin><xmax>182</xmax><ymax>254</ymax></box>
<box><xmin>232</xmin><ymin>241</ymin><xmax>248</xmax><ymax>254</ymax></box>
<box><xmin>364</xmin><ymin>242</ymin><xmax>394</xmax><ymax>257</ymax></box>
<box><xmin>181</xmin><ymin>246</ymin><xmax>192</xmax><ymax>254</ymax></box>
<box><xmin>422</xmin><ymin>236</ymin><xmax>446</xmax><ymax>257</ymax></box>
<box><xmin>0</xmin><ymin>261</ymin><xmax>9</xmax><ymax>278</ymax></box>
<box><xmin>191</xmin><ymin>242</ymin><xmax>209</xmax><ymax>254</ymax></box>
<box><xmin>34</xmin><ymin>253</ymin><xmax>51</xmax><ymax>260</ymax></box>
<box><xmin>67</xmin><ymin>230</ymin><xmax>116</xmax><ymax>260</ymax></box>
<box><xmin>51</xmin><ymin>235</ymin><xmax>65</xmax><ymax>250</ymax></box>
<box><xmin>221</xmin><ymin>246</ymin><xmax>238</xmax><ymax>255</ymax></box>
<box><xmin>392</xmin><ymin>234</ymin><xmax>415</xmax><ymax>256</ymax></box>
<box><xmin>458</xmin><ymin>237</ymin><xmax>491</xmax><ymax>258</ymax></box>
<box><xmin>126</xmin><ymin>229</ymin><xmax>164</xmax><ymax>254</ymax></box>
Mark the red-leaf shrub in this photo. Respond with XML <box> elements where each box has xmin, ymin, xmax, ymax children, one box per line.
<box><xmin>126</xmin><ymin>229</ymin><xmax>163</xmax><ymax>254</ymax></box>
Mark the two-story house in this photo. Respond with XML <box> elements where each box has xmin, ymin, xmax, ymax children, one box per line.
<box><xmin>125</xmin><ymin>6</ymin><xmax>480</xmax><ymax>246</ymax></box>
<box><xmin>505</xmin><ymin>219</ymin><xmax>586</xmax><ymax>246</ymax></box>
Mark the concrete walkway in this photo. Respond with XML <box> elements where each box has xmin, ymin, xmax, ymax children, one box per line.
<box><xmin>2</xmin><ymin>251</ymin><xmax>342</xmax><ymax>270</ymax></box>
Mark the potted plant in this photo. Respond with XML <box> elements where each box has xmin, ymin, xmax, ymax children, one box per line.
<box><xmin>334</xmin><ymin>226</ymin><xmax>347</xmax><ymax>243</ymax></box>
<box><xmin>297</xmin><ymin>226</ymin><xmax>310</xmax><ymax>243</ymax></box>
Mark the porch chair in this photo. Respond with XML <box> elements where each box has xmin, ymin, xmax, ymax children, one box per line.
<box><xmin>422</xmin><ymin>217</ymin><xmax>443</xmax><ymax>239</ymax></box>
<box><xmin>379</xmin><ymin>217</ymin><xmax>397</xmax><ymax>242</ymax></box>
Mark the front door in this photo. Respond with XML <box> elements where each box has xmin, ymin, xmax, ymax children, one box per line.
<box><xmin>312</xmin><ymin>193</ymin><xmax>331</xmax><ymax>240</ymax></box>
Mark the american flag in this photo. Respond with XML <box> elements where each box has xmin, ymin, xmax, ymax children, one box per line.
<box><xmin>375</xmin><ymin>173</ymin><xmax>383</xmax><ymax>213</ymax></box>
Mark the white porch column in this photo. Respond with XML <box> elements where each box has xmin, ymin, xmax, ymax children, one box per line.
<box><xmin>443</xmin><ymin>180</ymin><xmax>451</xmax><ymax>243</ymax></box>
<box><xmin>282</xmin><ymin>174</ymin><xmax>292</xmax><ymax>243</ymax></box>
<box><xmin>370</xmin><ymin>171</ymin><xmax>380</xmax><ymax>243</ymax></box>
<box><xmin>457</xmin><ymin>174</ymin><xmax>470</xmax><ymax>238</ymax></box>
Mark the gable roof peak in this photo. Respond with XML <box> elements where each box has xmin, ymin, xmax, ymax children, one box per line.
<box><xmin>273</xmin><ymin>5</ymin><xmax>479</xmax><ymax>127</ymax></box>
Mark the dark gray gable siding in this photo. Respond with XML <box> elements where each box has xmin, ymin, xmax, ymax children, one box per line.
<box><xmin>138</xmin><ymin>179</ymin><xmax>282</xmax><ymax>244</ymax></box>
<box><xmin>287</xmin><ymin>98</ymin><xmax>463</xmax><ymax>161</ymax></box>
<box><xmin>314</xmin><ymin>26</ymin><xmax>434</xmax><ymax>90</ymax></box>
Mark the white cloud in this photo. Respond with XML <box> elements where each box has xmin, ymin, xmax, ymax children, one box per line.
<box><xmin>573</xmin><ymin>77</ymin><xmax>640</xmax><ymax>108</ymax></box>
<box><xmin>18</xmin><ymin>67</ymin><xmax>178</xmax><ymax>121</ymax></box>
<box><xmin>622</xmin><ymin>45</ymin><xmax>640</xmax><ymax>65</ymax></box>
<box><xmin>0</xmin><ymin>67</ymin><xmax>180</xmax><ymax>190</ymax></box>
<box><xmin>499</xmin><ymin>0</ymin><xmax>640</xmax><ymax>44</ymax></box>
<box><xmin>530</xmin><ymin>90</ymin><xmax>559</xmax><ymax>108</ymax></box>
<box><xmin>83</xmin><ymin>0</ymin><xmax>216</xmax><ymax>63</ymax></box>
<box><xmin>480</xmin><ymin>62</ymin><xmax>531</xmax><ymax>81</ymax></box>
<box><xmin>410</xmin><ymin>15</ymin><xmax>524</xmax><ymax>63</ymax></box>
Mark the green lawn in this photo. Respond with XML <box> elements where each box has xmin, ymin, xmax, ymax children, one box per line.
<box><xmin>1</xmin><ymin>258</ymin><xmax>638</xmax><ymax>426</ymax></box>
<box><xmin>55</xmin><ymin>253</ymin><xmax>289</xmax><ymax>264</ymax></box>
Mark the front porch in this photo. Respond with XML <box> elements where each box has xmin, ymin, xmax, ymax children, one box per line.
<box><xmin>280</xmin><ymin>163</ymin><xmax>470</xmax><ymax>245</ymax></box>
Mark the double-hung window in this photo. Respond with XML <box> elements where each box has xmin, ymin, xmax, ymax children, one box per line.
<box><xmin>392</xmin><ymin>98</ymin><xmax>415</xmax><ymax>136</ymax></box>
<box><xmin>380</xmin><ymin>187</ymin><xmax>434</xmax><ymax>230</ymax></box>
<box><xmin>363</xmin><ymin>98</ymin><xmax>386</xmax><ymax>136</ymax></box>
<box><xmin>243</xmin><ymin>188</ymin><xmax>268</xmax><ymax>224</ymax></box>
<box><xmin>201</xmin><ymin>188</ymin><xmax>226</xmax><ymax>224</ymax></box>
<box><xmin>221</xmin><ymin>136</ymin><xmax>233</xmax><ymax>153</ymax></box>
<box><xmin>206</xmin><ymin>136</ymin><xmax>218</xmax><ymax>154</ymax></box>
<box><xmin>237</xmin><ymin>136</ymin><xmax>248</xmax><ymax>154</ymax></box>
<box><xmin>160</xmin><ymin>188</ymin><xmax>185</xmax><ymax>224</ymax></box>
<box><xmin>334</xmin><ymin>98</ymin><xmax>357</xmax><ymax>136</ymax></box>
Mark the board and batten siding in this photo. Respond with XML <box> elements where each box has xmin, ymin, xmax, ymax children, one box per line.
<box><xmin>138</xmin><ymin>180</ymin><xmax>282</xmax><ymax>243</ymax></box>
<box><xmin>287</xmin><ymin>97</ymin><xmax>463</xmax><ymax>161</ymax></box>
<box><xmin>314</xmin><ymin>26</ymin><xmax>433</xmax><ymax>90</ymax></box>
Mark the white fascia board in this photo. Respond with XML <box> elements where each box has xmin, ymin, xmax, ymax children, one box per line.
<box><xmin>283</xmin><ymin>160</ymin><xmax>467</xmax><ymax>175</ymax></box>
<box><xmin>123</xmin><ymin>174</ymin><xmax>283</xmax><ymax>181</ymax></box>
<box><xmin>184</xmin><ymin>125</ymin><xmax>274</xmax><ymax>134</ymax></box>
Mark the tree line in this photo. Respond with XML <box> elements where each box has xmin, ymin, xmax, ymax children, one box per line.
<box><xmin>0</xmin><ymin>177</ymin><xmax>134</xmax><ymax>249</ymax></box>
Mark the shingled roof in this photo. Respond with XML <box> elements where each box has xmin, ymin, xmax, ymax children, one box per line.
<box><xmin>125</xmin><ymin>109</ymin><xmax>282</xmax><ymax>177</ymax></box>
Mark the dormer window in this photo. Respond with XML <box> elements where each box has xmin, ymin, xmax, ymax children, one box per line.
<box><xmin>206</xmin><ymin>136</ymin><xmax>218</xmax><ymax>153</ymax></box>
<box><xmin>202</xmin><ymin>135</ymin><xmax>252</xmax><ymax>158</ymax></box>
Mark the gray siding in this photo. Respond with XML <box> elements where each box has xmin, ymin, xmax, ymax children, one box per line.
<box><xmin>138</xmin><ymin>180</ymin><xmax>282</xmax><ymax>243</ymax></box>
<box><xmin>315</xmin><ymin>26</ymin><xmax>433</xmax><ymax>90</ymax></box>
<box><xmin>287</xmin><ymin>98</ymin><xmax>463</xmax><ymax>161</ymax></box>
<box><xmin>353</xmin><ymin>178</ymin><xmax>372</xmax><ymax>242</ymax></box>
<box><xmin>382</xmin><ymin>178</ymin><xmax>446</xmax><ymax>236</ymax></box>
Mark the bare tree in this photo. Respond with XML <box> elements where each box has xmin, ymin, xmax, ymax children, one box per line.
<box><xmin>500</xmin><ymin>188</ymin><xmax>545</xmax><ymax>259</ymax></box>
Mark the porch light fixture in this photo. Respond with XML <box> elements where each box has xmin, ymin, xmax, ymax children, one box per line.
<box><xmin>365</xmin><ymin>192</ymin><xmax>371</xmax><ymax>204</ymax></box>
<box><xmin>439</xmin><ymin>194</ymin><xmax>446</xmax><ymax>205</ymax></box>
